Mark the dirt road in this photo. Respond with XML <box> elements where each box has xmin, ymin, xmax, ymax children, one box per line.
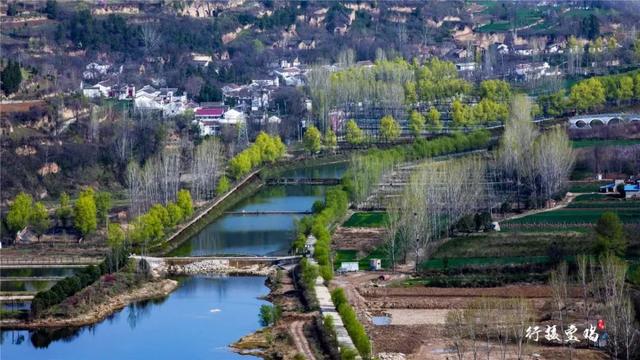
<box><xmin>290</xmin><ymin>320</ymin><xmax>316</xmax><ymax>360</ymax></box>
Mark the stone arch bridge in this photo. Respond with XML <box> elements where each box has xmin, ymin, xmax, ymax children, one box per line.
<box><xmin>568</xmin><ymin>113</ymin><xmax>640</xmax><ymax>129</ymax></box>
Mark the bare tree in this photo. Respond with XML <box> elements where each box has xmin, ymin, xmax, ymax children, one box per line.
<box><xmin>535</xmin><ymin>126</ymin><xmax>575</xmax><ymax>204</ymax></box>
<box><xmin>191</xmin><ymin>137</ymin><xmax>224</xmax><ymax>201</ymax></box>
<box><xmin>549</xmin><ymin>262</ymin><xmax>569</xmax><ymax>357</ymax></box>
<box><xmin>141</xmin><ymin>24</ymin><xmax>161</xmax><ymax>55</ymax></box>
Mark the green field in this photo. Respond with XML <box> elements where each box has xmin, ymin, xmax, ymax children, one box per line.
<box><xmin>504</xmin><ymin>208</ymin><xmax>640</xmax><ymax>225</ymax></box>
<box><xmin>342</xmin><ymin>212</ymin><xmax>388</xmax><ymax>227</ymax></box>
<box><xmin>567</xmin><ymin>181</ymin><xmax>609</xmax><ymax>193</ymax></box>
<box><xmin>571</xmin><ymin>139</ymin><xmax>640</xmax><ymax>148</ymax></box>
<box><xmin>421</xmin><ymin>255</ymin><xmax>552</xmax><ymax>270</ymax></box>
<box><xmin>335</xmin><ymin>247</ymin><xmax>390</xmax><ymax>270</ymax></box>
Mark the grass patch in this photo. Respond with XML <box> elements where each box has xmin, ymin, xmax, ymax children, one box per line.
<box><xmin>422</xmin><ymin>255</ymin><xmax>551</xmax><ymax>270</ymax></box>
<box><xmin>504</xmin><ymin>208</ymin><xmax>640</xmax><ymax>225</ymax></box>
<box><xmin>335</xmin><ymin>247</ymin><xmax>390</xmax><ymax>270</ymax></box>
<box><xmin>571</xmin><ymin>139</ymin><xmax>640</xmax><ymax>148</ymax></box>
<box><xmin>568</xmin><ymin>181</ymin><xmax>609</xmax><ymax>193</ymax></box>
<box><xmin>342</xmin><ymin>212</ymin><xmax>388</xmax><ymax>227</ymax></box>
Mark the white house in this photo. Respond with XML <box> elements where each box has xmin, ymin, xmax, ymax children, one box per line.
<box><xmin>134</xmin><ymin>86</ymin><xmax>189</xmax><ymax>117</ymax></box>
<box><xmin>82</xmin><ymin>79</ymin><xmax>116</xmax><ymax>98</ymax></box>
<box><xmin>195</xmin><ymin>107</ymin><xmax>246</xmax><ymax>136</ymax></box>
<box><xmin>455</xmin><ymin>62</ymin><xmax>476</xmax><ymax>72</ymax></box>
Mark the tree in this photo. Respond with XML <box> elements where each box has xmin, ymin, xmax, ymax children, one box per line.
<box><xmin>426</xmin><ymin>107</ymin><xmax>442</xmax><ymax>129</ymax></box>
<box><xmin>534</xmin><ymin>126</ymin><xmax>575</xmax><ymax>202</ymax></box>
<box><xmin>166</xmin><ymin>202</ymin><xmax>184</xmax><ymax>227</ymax></box>
<box><xmin>7</xmin><ymin>192</ymin><xmax>33</xmax><ymax>233</ymax></box>
<box><xmin>95</xmin><ymin>191</ymin><xmax>112</xmax><ymax>228</ymax></box>
<box><xmin>229</xmin><ymin>151</ymin><xmax>252</xmax><ymax>179</ymax></box>
<box><xmin>216</xmin><ymin>176</ymin><xmax>230</xmax><ymax>196</ymax></box>
<box><xmin>197</xmin><ymin>81</ymin><xmax>222</xmax><ymax>102</ymax></box>
<box><xmin>345</xmin><ymin>119</ymin><xmax>364</xmax><ymax>145</ymax></box>
<box><xmin>56</xmin><ymin>192</ymin><xmax>73</xmax><ymax>227</ymax></box>
<box><xmin>569</xmin><ymin>78</ymin><xmax>605</xmax><ymax>113</ymax></box>
<box><xmin>176</xmin><ymin>189</ymin><xmax>193</xmax><ymax>218</ymax></box>
<box><xmin>107</xmin><ymin>223</ymin><xmax>125</xmax><ymax>249</ymax></box>
<box><xmin>379</xmin><ymin>115</ymin><xmax>400</xmax><ymax>142</ymax></box>
<box><xmin>303</xmin><ymin>125</ymin><xmax>322</xmax><ymax>154</ymax></box>
<box><xmin>30</xmin><ymin>202</ymin><xmax>50</xmax><ymax>241</ymax></box>
<box><xmin>74</xmin><ymin>189</ymin><xmax>97</xmax><ymax>237</ymax></box>
<box><xmin>43</xmin><ymin>0</ymin><xmax>58</xmax><ymax>19</ymax></box>
<box><xmin>323</xmin><ymin>128</ymin><xmax>337</xmax><ymax>151</ymax></box>
<box><xmin>479</xmin><ymin>79</ymin><xmax>511</xmax><ymax>103</ymax></box>
<box><xmin>408</xmin><ymin>110</ymin><xmax>425</xmax><ymax>139</ymax></box>
<box><xmin>451</xmin><ymin>99</ymin><xmax>471</xmax><ymax>126</ymax></box>
<box><xmin>258</xmin><ymin>304</ymin><xmax>282</xmax><ymax>326</ymax></box>
<box><xmin>1</xmin><ymin>61</ymin><xmax>22</xmax><ymax>95</ymax></box>
<box><xmin>594</xmin><ymin>211</ymin><xmax>627</xmax><ymax>257</ymax></box>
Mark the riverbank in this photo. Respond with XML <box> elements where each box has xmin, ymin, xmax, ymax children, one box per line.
<box><xmin>0</xmin><ymin>278</ymin><xmax>178</xmax><ymax>330</ymax></box>
<box><xmin>231</xmin><ymin>267</ymin><xmax>320</xmax><ymax>359</ymax></box>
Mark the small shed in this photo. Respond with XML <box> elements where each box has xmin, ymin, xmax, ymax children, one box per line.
<box><xmin>339</xmin><ymin>262</ymin><xmax>359</xmax><ymax>272</ymax></box>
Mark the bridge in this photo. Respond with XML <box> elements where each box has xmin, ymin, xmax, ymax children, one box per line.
<box><xmin>161</xmin><ymin>255</ymin><xmax>301</xmax><ymax>267</ymax></box>
<box><xmin>568</xmin><ymin>113</ymin><xmax>640</xmax><ymax>129</ymax></box>
<box><xmin>225</xmin><ymin>210</ymin><xmax>312</xmax><ymax>215</ymax></box>
<box><xmin>266</xmin><ymin>178</ymin><xmax>341</xmax><ymax>186</ymax></box>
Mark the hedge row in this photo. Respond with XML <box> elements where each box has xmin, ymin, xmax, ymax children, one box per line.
<box><xmin>331</xmin><ymin>288</ymin><xmax>371</xmax><ymax>359</ymax></box>
<box><xmin>30</xmin><ymin>249</ymin><xmax>129</xmax><ymax>317</ymax></box>
<box><xmin>294</xmin><ymin>187</ymin><xmax>349</xmax><ymax>281</ymax></box>
<box><xmin>296</xmin><ymin>258</ymin><xmax>319</xmax><ymax>311</ymax></box>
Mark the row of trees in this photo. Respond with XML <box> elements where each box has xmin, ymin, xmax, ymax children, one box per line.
<box><xmin>386</xmin><ymin>156</ymin><xmax>490</xmax><ymax>271</ymax></box>
<box><xmin>498</xmin><ymin>95</ymin><xmax>575</xmax><ymax>209</ymax></box>
<box><xmin>6</xmin><ymin>188</ymin><xmax>112</xmax><ymax>240</ymax></box>
<box><xmin>331</xmin><ymin>288</ymin><xmax>372</xmax><ymax>359</ymax></box>
<box><xmin>538</xmin><ymin>70</ymin><xmax>640</xmax><ymax>116</ymax></box>
<box><xmin>129</xmin><ymin>189</ymin><xmax>193</xmax><ymax>251</ymax></box>
<box><xmin>343</xmin><ymin>130</ymin><xmax>492</xmax><ymax>205</ymax></box>
<box><xmin>228</xmin><ymin>132</ymin><xmax>286</xmax><ymax>179</ymax></box>
<box><xmin>302</xmin><ymin>125</ymin><xmax>337</xmax><ymax>154</ymax></box>
<box><xmin>307</xmin><ymin>57</ymin><xmax>513</xmax><ymax>131</ymax></box>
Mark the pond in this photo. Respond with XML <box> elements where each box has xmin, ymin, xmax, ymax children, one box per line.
<box><xmin>278</xmin><ymin>161</ymin><xmax>348</xmax><ymax>179</ymax></box>
<box><xmin>0</xmin><ymin>276</ymin><xmax>269</xmax><ymax>360</ymax></box>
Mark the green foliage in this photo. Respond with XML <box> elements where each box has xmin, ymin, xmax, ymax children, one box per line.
<box><xmin>149</xmin><ymin>204</ymin><xmax>170</xmax><ymax>227</ymax></box>
<box><xmin>479</xmin><ymin>79</ymin><xmax>512</xmax><ymax>103</ymax></box>
<box><xmin>216</xmin><ymin>175</ymin><xmax>230</xmax><ymax>196</ymax></box>
<box><xmin>413</xmin><ymin>58</ymin><xmax>472</xmax><ymax>102</ymax></box>
<box><xmin>228</xmin><ymin>132</ymin><xmax>285</xmax><ymax>179</ymax></box>
<box><xmin>569</xmin><ymin>77</ymin><xmax>605</xmax><ymax>113</ymax></box>
<box><xmin>452</xmin><ymin>99</ymin><xmax>472</xmax><ymax>126</ymax></box>
<box><xmin>95</xmin><ymin>191</ymin><xmax>112</xmax><ymax>227</ymax></box>
<box><xmin>197</xmin><ymin>81</ymin><xmax>222</xmax><ymax>102</ymax></box>
<box><xmin>408</xmin><ymin>110</ymin><xmax>425</xmax><ymax>138</ymax></box>
<box><xmin>538</xmin><ymin>90</ymin><xmax>568</xmax><ymax>117</ymax></box>
<box><xmin>594</xmin><ymin>211</ymin><xmax>627</xmax><ymax>257</ymax></box>
<box><xmin>345</xmin><ymin>119</ymin><xmax>364</xmax><ymax>145</ymax></box>
<box><xmin>56</xmin><ymin>192</ymin><xmax>73</xmax><ymax>226</ymax></box>
<box><xmin>340</xmin><ymin>347</ymin><xmax>359</xmax><ymax>360</ymax></box>
<box><xmin>166</xmin><ymin>202</ymin><xmax>184</xmax><ymax>227</ymax></box>
<box><xmin>74</xmin><ymin>188</ymin><xmax>97</xmax><ymax>237</ymax></box>
<box><xmin>1</xmin><ymin>60</ymin><xmax>22</xmax><ymax>95</ymax></box>
<box><xmin>379</xmin><ymin>115</ymin><xmax>400</xmax><ymax>142</ymax></box>
<box><xmin>344</xmin><ymin>130</ymin><xmax>491</xmax><ymax>203</ymax></box>
<box><xmin>323</xmin><ymin>128</ymin><xmax>338</xmax><ymax>149</ymax></box>
<box><xmin>30</xmin><ymin>202</ymin><xmax>50</xmax><ymax>239</ymax></box>
<box><xmin>107</xmin><ymin>223</ymin><xmax>125</xmax><ymax>249</ymax></box>
<box><xmin>303</xmin><ymin>125</ymin><xmax>322</xmax><ymax>154</ymax></box>
<box><xmin>258</xmin><ymin>304</ymin><xmax>282</xmax><ymax>326</ymax></box>
<box><xmin>177</xmin><ymin>189</ymin><xmax>193</xmax><ymax>217</ymax></box>
<box><xmin>30</xmin><ymin>249</ymin><xmax>129</xmax><ymax>317</ymax></box>
<box><xmin>7</xmin><ymin>192</ymin><xmax>33</xmax><ymax>233</ymax></box>
<box><xmin>426</xmin><ymin>107</ymin><xmax>442</xmax><ymax>129</ymax></box>
<box><xmin>331</xmin><ymin>288</ymin><xmax>371</xmax><ymax>358</ymax></box>
<box><xmin>343</xmin><ymin>212</ymin><xmax>388</xmax><ymax>228</ymax></box>
<box><xmin>131</xmin><ymin>211</ymin><xmax>164</xmax><ymax>245</ymax></box>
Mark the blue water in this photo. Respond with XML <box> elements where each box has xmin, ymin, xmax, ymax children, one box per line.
<box><xmin>0</xmin><ymin>276</ymin><xmax>269</xmax><ymax>360</ymax></box>
<box><xmin>278</xmin><ymin>162</ymin><xmax>348</xmax><ymax>179</ymax></box>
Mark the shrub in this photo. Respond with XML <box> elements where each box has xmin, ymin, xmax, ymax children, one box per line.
<box><xmin>331</xmin><ymin>288</ymin><xmax>371</xmax><ymax>358</ymax></box>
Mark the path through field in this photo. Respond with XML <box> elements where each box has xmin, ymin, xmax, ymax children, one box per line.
<box><xmin>290</xmin><ymin>320</ymin><xmax>316</xmax><ymax>360</ymax></box>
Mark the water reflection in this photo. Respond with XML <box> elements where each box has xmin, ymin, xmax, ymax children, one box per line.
<box><xmin>0</xmin><ymin>276</ymin><xmax>268</xmax><ymax>360</ymax></box>
<box><xmin>172</xmin><ymin>185</ymin><xmax>326</xmax><ymax>257</ymax></box>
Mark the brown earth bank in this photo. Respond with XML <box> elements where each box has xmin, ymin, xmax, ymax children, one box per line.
<box><xmin>0</xmin><ymin>278</ymin><xmax>177</xmax><ymax>330</ymax></box>
<box><xmin>231</xmin><ymin>268</ymin><xmax>322</xmax><ymax>360</ymax></box>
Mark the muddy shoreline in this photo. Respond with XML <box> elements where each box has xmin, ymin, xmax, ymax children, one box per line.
<box><xmin>0</xmin><ymin>279</ymin><xmax>178</xmax><ymax>330</ymax></box>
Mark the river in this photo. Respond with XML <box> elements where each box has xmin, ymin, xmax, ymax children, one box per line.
<box><xmin>0</xmin><ymin>162</ymin><xmax>347</xmax><ymax>359</ymax></box>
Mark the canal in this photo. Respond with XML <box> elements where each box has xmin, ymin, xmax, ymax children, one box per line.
<box><xmin>0</xmin><ymin>162</ymin><xmax>348</xmax><ymax>359</ymax></box>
